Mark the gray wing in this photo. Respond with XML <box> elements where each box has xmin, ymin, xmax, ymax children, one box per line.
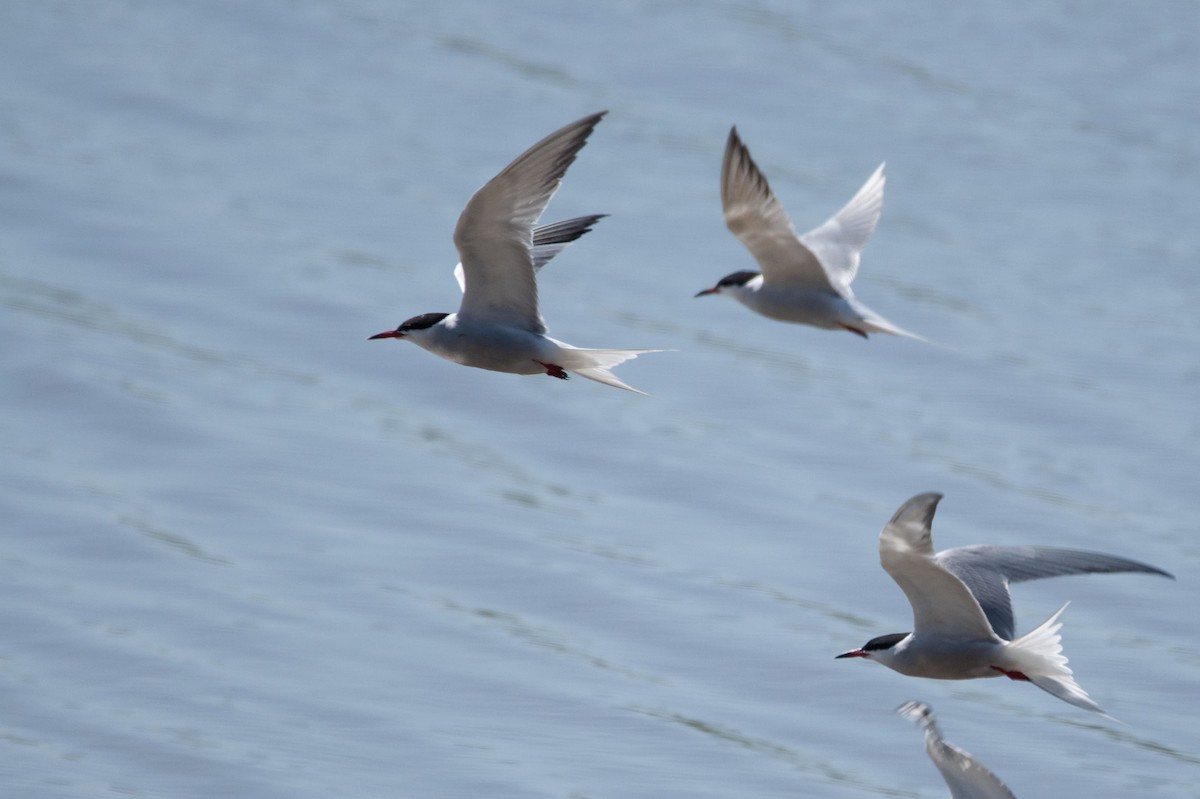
<box><xmin>454</xmin><ymin>214</ymin><xmax>607</xmax><ymax>292</ymax></box>
<box><xmin>530</xmin><ymin>214</ymin><xmax>607</xmax><ymax>271</ymax></box>
<box><xmin>720</xmin><ymin>127</ymin><xmax>833</xmax><ymax>288</ymax></box>
<box><xmin>897</xmin><ymin>702</ymin><xmax>1017</xmax><ymax>799</ymax></box>
<box><xmin>453</xmin><ymin>112</ymin><xmax>606</xmax><ymax>333</ymax></box>
<box><xmin>938</xmin><ymin>545</ymin><xmax>1173</xmax><ymax>641</ymax></box>
<box><xmin>879</xmin><ymin>493</ymin><xmax>998</xmax><ymax>640</ymax></box>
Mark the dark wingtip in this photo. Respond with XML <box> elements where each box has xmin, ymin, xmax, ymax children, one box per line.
<box><xmin>889</xmin><ymin>492</ymin><xmax>943</xmax><ymax>529</ymax></box>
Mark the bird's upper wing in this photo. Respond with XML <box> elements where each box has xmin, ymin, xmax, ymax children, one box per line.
<box><xmin>453</xmin><ymin>112</ymin><xmax>606</xmax><ymax>333</ymax></box>
<box><xmin>897</xmin><ymin>702</ymin><xmax>1016</xmax><ymax>799</ymax></box>
<box><xmin>453</xmin><ymin>214</ymin><xmax>607</xmax><ymax>292</ymax></box>
<box><xmin>720</xmin><ymin>127</ymin><xmax>832</xmax><ymax>289</ymax></box>
<box><xmin>879</xmin><ymin>493</ymin><xmax>998</xmax><ymax>640</ymax></box>
<box><xmin>797</xmin><ymin>163</ymin><xmax>885</xmax><ymax>289</ymax></box>
<box><xmin>937</xmin><ymin>545</ymin><xmax>1173</xmax><ymax>641</ymax></box>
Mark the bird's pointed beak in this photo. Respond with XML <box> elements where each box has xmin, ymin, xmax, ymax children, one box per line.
<box><xmin>368</xmin><ymin>330</ymin><xmax>403</xmax><ymax>340</ymax></box>
<box><xmin>835</xmin><ymin>649</ymin><xmax>868</xmax><ymax>659</ymax></box>
<box><xmin>694</xmin><ymin>286</ymin><xmax>719</xmax><ymax>298</ymax></box>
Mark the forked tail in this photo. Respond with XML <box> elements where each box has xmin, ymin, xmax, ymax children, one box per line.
<box><xmin>845</xmin><ymin>296</ymin><xmax>930</xmax><ymax>343</ymax></box>
<box><xmin>554</xmin><ymin>347</ymin><xmax>666</xmax><ymax>395</ymax></box>
<box><xmin>859</xmin><ymin>309</ymin><xmax>929</xmax><ymax>343</ymax></box>
<box><xmin>1003</xmin><ymin>602</ymin><xmax>1114</xmax><ymax>719</ymax></box>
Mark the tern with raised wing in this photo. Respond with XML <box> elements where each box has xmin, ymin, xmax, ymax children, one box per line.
<box><xmin>836</xmin><ymin>492</ymin><xmax>1172</xmax><ymax>716</ymax></box>
<box><xmin>897</xmin><ymin>701</ymin><xmax>1016</xmax><ymax>799</ymax></box>
<box><xmin>696</xmin><ymin>127</ymin><xmax>922</xmax><ymax>340</ymax></box>
<box><xmin>369</xmin><ymin>111</ymin><xmax>663</xmax><ymax>394</ymax></box>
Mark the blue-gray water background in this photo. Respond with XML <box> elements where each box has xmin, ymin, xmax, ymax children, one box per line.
<box><xmin>2</xmin><ymin>2</ymin><xmax>1197</xmax><ymax>797</ymax></box>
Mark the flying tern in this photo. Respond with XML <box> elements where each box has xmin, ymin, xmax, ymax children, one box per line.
<box><xmin>696</xmin><ymin>127</ymin><xmax>922</xmax><ymax>340</ymax></box>
<box><xmin>897</xmin><ymin>701</ymin><xmax>1016</xmax><ymax>799</ymax></box>
<box><xmin>836</xmin><ymin>492</ymin><xmax>1172</xmax><ymax>716</ymax></box>
<box><xmin>369</xmin><ymin>111</ymin><xmax>663</xmax><ymax>394</ymax></box>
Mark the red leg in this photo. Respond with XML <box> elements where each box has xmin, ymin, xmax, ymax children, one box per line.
<box><xmin>991</xmin><ymin>666</ymin><xmax>1030</xmax><ymax>681</ymax></box>
<box><xmin>535</xmin><ymin>361</ymin><xmax>569</xmax><ymax>380</ymax></box>
<box><xmin>840</xmin><ymin>323</ymin><xmax>869</xmax><ymax>339</ymax></box>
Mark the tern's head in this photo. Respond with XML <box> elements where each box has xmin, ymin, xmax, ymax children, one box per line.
<box><xmin>836</xmin><ymin>632</ymin><xmax>909</xmax><ymax>663</ymax></box>
<box><xmin>368</xmin><ymin>312</ymin><xmax>449</xmax><ymax>341</ymax></box>
<box><xmin>694</xmin><ymin>270</ymin><xmax>760</xmax><ymax>298</ymax></box>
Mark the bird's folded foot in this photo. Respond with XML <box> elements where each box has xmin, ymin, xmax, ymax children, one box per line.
<box><xmin>536</xmin><ymin>361</ymin><xmax>569</xmax><ymax>380</ymax></box>
<box><xmin>991</xmin><ymin>666</ymin><xmax>1030</xmax><ymax>682</ymax></box>
<box><xmin>840</xmin><ymin>323</ymin><xmax>869</xmax><ymax>339</ymax></box>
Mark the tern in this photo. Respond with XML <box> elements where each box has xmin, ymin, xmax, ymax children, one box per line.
<box><xmin>696</xmin><ymin>127</ymin><xmax>922</xmax><ymax>340</ymax></box>
<box><xmin>897</xmin><ymin>701</ymin><xmax>1016</xmax><ymax>799</ymax></box>
<box><xmin>369</xmin><ymin>111</ymin><xmax>663</xmax><ymax>394</ymax></box>
<box><xmin>836</xmin><ymin>492</ymin><xmax>1172</xmax><ymax>716</ymax></box>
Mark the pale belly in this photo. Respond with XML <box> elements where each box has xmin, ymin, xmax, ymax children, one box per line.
<box><xmin>737</xmin><ymin>286</ymin><xmax>854</xmax><ymax>329</ymax></box>
<box><xmin>422</xmin><ymin>325</ymin><xmax>559</xmax><ymax>375</ymax></box>
<box><xmin>889</xmin><ymin>638</ymin><xmax>1006</xmax><ymax>680</ymax></box>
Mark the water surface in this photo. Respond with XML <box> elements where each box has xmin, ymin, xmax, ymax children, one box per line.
<box><xmin>1</xmin><ymin>1</ymin><xmax>1198</xmax><ymax>797</ymax></box>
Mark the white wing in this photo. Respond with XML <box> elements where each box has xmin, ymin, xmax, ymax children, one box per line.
<box><xmin>898</xmin><ymin>702</ymin><xmax>1017</xmax><ymax>799</ymax></box>
<box><xmin>453</xmin><ymin>112</ymin><xmax>606</xmax><ymax>333</ymax></box>
<box><xmin>453</xmin><ymin>214</ymin><xmax>607</xmax><ymax>293</ymax></box>
<box><xmin>879</xmin><ymin>493</ymin><xmax>998</xmax><ymax>640</ymax></box>
<box><xmin>798</xmin><ymin>162</ymin><xmax>885</xmax><ymax>289</ymax></box>
<box><xmin>720</xmin><ymin>127</ymin><xmax>833</xmax><ymax>288</ymax></box>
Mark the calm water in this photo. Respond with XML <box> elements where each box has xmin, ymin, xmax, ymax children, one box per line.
<box><xmin>2</xmin><ymin>1</ymin><xmax>1198</xmax><ymax>797</ymax></box>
